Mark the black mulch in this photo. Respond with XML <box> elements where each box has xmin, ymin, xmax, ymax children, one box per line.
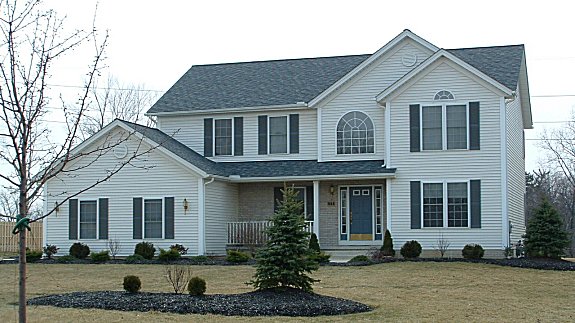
<box><xmin>27</xmin><ymin>288</ymin><xmax>372</xmax><ymax>317</ymax></box>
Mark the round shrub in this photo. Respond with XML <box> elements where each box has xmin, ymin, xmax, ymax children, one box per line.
<box><xmin>169</xmin><ymin>243</ymin><xmax>188</xmax><ymax>255</ymax></box>
<box><xmin>188</xmin><ymin>276</ymin><xmax>206</xmax><ymax>296</ymax></box>
<box><xmin>226</xmin><ymin>250</ymin><xmax>250</xmax><ymax>263</ymax></box>
<box><xmin>134</xmin><ymin>241</ymin><xmax>156</xmax><ymax>260</ymax></box>
<box><xmin>462</xmin><ymin>244</ymin><xmax>485</xmax><ymax>259</ymax></box>
<box><xmin>400</xmin><ymin>240</ymin><xmax>422</xmax><ymax>259</ymax></box>
<box><xmin>90</xmin><ymin>250</ymin><xmax>110</xmax><ymax>262</ymax></box>
<box><xmin>123</xmin><ymin>275</ymin><xmax>141</xmax><ymax>293</ymax></box>
<box><xmin>159</xmin><ymin>248</ymin><xmax>181</xmax><ymax>262</ymax></box>
<box><xmin>69</xmin><ymin>242</ymin><xmax>90</xmax><ymax>259</ymax></box>
<box><xmin>125</xmin><ymin>254</ymin><xmax>146</xmax><ymax>263</ymax></box>
<box><xmin>348</xmin><ymin>255</ymin><xmax>371</xmax><ymax>263</ymax></box>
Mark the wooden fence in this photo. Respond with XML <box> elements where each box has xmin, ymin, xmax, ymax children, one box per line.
<box><xmin>0</xmin><ymin>221</ymin><xmax>43</xmax><ymax>253</ymax></box>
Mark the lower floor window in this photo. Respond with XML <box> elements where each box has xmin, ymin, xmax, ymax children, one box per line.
<box><xmin>144</xmin><ymin>199</ymin><xmax>163</xmax><ymax>238</ymax></box>
<box><xmin>79</xmin><ymin>201</ymin><xmax>97</xmax><ymax>239</ymax></box>
<box><xmin>423</xmin><ymin>182</ymin><xmax>468</xmax><ymax>228</ymax></box>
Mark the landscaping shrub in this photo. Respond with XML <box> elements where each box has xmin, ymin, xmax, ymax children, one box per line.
<box><xmin>309</xmin><ymin>251</ymin><xmax>331</xmax><ymax>264</ymax></box>
<box><xmin>169</xmin><ymin>243</ymin><xmax>188</xmax><ymax>255</ymax></box>
<box><xmin>524</xmin><ymin>199</ymin><xmax>569</xmax><ymax>259</ymax></box>
<box><xmin>400</xmin><ymin>240</ymin><xmax>422</xmax><ymax>259</ymax></box>
<box><xmin>381</xmin><ymin>229</ymin><xmax>395</xmax><ymax>257</ymax></box>
<box><xmin>43</xmin><ymin>244</ymin><xmax>59</xmax><ymax>259</ymax></box>
<box><xmin>348</xmin><ymin>255</ymin><xmax>371</xmax><ymax>263</ymax></box>
<box><xmin>189</xmin><ymin>255</ymin><xmax>209</xmax><ymax>262</ymax></box>
<box><xmin>26</xmin><ymin>249</ymin><xmax>42</xmax><ymax>262</ymax></box>
<box><xmin>165</xmin><ymin>265</ymin><xmax>191</xmax><ymax>294</ymax></box>
<box><xmin>56</xmin><ymin>255</ymin><xmax>76</xmax><ymax>263</ymax></box>
<box><xmin>462</xmin><ymin>244</ymin><xmax>485</xmax><ymax>259</ymax></box>
<box><xmin>159</xmin><ymin>248</ymin><xmax>181</xmax><ymax>262</ymax></box>
<box><xmin>69</xmin><ymin>242</ymin><xmax>90</xmax><ymax>259</ymax></box>
<box><xmin>134</xmin><ymin>241</ymin><xmax>156</xmax><ymax>260</ymax></box>
<box><xmin>125</xmin><ymin>254</ymin><xmax>146</xmax><ymax>263</ymax></box>
<box><xmin>90</xmin><ymin>250</ymin><xmax>110</xmax><ymax>262</ymax></box>
<box><xmin>309</xmin><ymin>233</ymin><xmax>320</xmax><ymax>253</ymax></box>
<box><xmin>188</xmin><ymin>276</ymin><xmax>207</xmax><ymax>296</ymax></box>
<box><xmin>123</xmin><ymin>275</ymin><xmax>141</xmax><ymax>293</ymax></box>
<box><xmin>226</xmin><ymin>250</ymin><xmax>250</xmax><ymax>263</ymax></box>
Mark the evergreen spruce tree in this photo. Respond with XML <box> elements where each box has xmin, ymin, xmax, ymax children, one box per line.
<box><xmin>381</xmin><ymin>229</ymin><xmax>395</xmax><ymax>256</ymax></box>
<box><xmin>309</xmin><ymin>233</ymin><xmax>321</xmax><ymax>253</ymax></box>
<box><xmin>250</xmin><ymin>186</ymin><xmax>319</xmax><ymax>292</ymax></box>
<box><xmin>524</xmin><ymin>199</ymin><xmax>569</xmax><ymax>259</ymax></box>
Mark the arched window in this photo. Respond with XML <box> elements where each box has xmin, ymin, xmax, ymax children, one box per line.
<box><xmin>336</xmin><ymin>111</ymin><xmax>374</xmax><ymax>154</ymax></box>
<box><xmin>434</xmin><ymin>90</ymin><xmax>454</xmax><ymax>100</ymax></box>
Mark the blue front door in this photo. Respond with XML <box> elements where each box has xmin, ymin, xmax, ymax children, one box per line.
<box><xmin>349</xmin><ymin>186</ymin><xmax>373</xmax><ymax>241</ymax></box>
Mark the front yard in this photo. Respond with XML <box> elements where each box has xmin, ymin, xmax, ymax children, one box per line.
<box><xmin>0</xmin><ymin>262</ymin><xmax>573</xmax><ymax>322</ymax></box>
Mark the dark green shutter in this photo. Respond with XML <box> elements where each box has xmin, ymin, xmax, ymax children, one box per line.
<box><xmin>98</xmin><ymin>198</ymin><xmax>108</xmax><ymax>240</ymax></box>
<box><xmin>470</xmin><ymin>180</ymin><xmax>481</xmax><ymax>228</ymax></box>
<box><xmin>289</xmin><ymin>114</ymin><xmax>299</xmax><ymax>154</ymax></box>
<box><xmin>164</xmin><ymin>197</ymin><xmax>174</xmax><ymax>239</ymax></box>
<box><xmin>69</xmin><ymin>199</ymin><xmax>78</xmax><ymax>240</ymax></box>
<box><xmin>204</xmin><ymin>118</ymin><xmax>213</xmax><ymax>157</ymax></box>
<box><xmin>133</xmin><ymin>198</ymin><xmax>143</xmax><ymax>239</ymax></box>
<box><xmin>273</xmin><ymin>187</ymin><xmax>283</xmax><ymax>212</ymax></box>
<box><xmin>258</xmin><ymin>115</ymin><xmax>268</xmax><ymax>155</ymax></box>
<box><xmin>410</xmin><ymin>104</ymin><xmax>420</xmax><ymax>152</ymax></box>
<box><xmin>234</xmin><ymin>117</ymin><xmax>243</xmax><ymax>156</ymax></box>
<box><xmin>410</xmin><ymin>181</ymin><xmax>421</xmax><ymax>229</ymax></box>
<box><xmin>305</xmin><ymin>185</ymin><xmax>313</xmax><ymax>219</ymax></box>
<box><xmin>469</xmin><ymin>102</ymin><xmax>480</xmax><ymax>150</ymax></box>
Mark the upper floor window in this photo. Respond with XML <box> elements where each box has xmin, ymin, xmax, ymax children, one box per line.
<box><xmin>336</xmin><ymin>111</ymin><xmax>374</xmax><ymax>154</ymax></box>
<box><xmin>421</xmin><ymin>104</ymin><xmax>468</xmax><ymax>150</ymax></box>
<box><xmin>203</xmin><ymin>117</ymin><xmax>243</xmax><ymax>157</ymax></box>
<box><xmin>214</xmin><ymin>119</ymin><xmax>232</xmax><ymax>156</ymax></box>
<box><xmin>258</xmin><ymin>114</ymin><xmax>299</xmax><ymax>155</ymax></box>
<box><xmin>269</xmin><ymin>116</ymin><xmax>288</xmax><ymax>154</ymax></box>
<box><xmin>434</xmin><ymin>90</ymin><xmax>454</xmax><ymax>100</ymax></box>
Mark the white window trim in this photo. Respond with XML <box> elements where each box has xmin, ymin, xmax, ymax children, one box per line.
<box><xmin>334</xmin><ymin>110</ymin><xmax>377</xmax><ymax>155</ymax></box>
<box><xmin>420</xmin><ymin>180</ymin><xmax>471</xmax><ymax>229</ymax></box>
<box><xmin>338</xmin><ymin>185</ymin><xmax>386</xmax><ymax>246</ymax></box>
<box><xmin>142</xmin><ymin>197</ymin><xmax>165</xmax><ymax>240</ymax></box>
<box><xmin>267</xmin><ymin>115</ymin><xmax>290</xmax><ymax>155</ymax></box>
<box><xmin>213</xmin><ymin>118</ymin><xmax>234</xmax><ymax>156</ymax></box>
<box><xmin>419</xmin><ymin>102</ymin><xmax>469</xmax><ymax>151</ymax></box>
<box><xmin>78</xmin><ymin>199</ymin><xmax>99</xmax><ymax>240</ymax></box>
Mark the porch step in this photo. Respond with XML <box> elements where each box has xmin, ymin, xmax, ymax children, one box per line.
<box><xmin>324</xmin><ymin>248</ymin><xmax>374</xmax><ymax>263</ymax></box>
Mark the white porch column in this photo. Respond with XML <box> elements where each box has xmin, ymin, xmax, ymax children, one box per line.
<box><xmin>197</xmin><ymin>178</ymin><xmax>206</xmax><ymax>255</ymax></box>
<box><xmin>313</xmin><ymin>180</ymin><xmax>320</xmax><ymax>239</ymax></box>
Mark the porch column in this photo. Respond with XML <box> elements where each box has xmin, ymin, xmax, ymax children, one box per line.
<box><xmin>313</xmin><ymin>180</ymin><xmax>320</xmax><ymax>239</ymax></box>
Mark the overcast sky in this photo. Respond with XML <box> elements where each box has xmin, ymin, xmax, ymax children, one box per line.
<box><xmin>41</xmin><ymin>0</ymin><xmax>575</xmax><ymax>172</ymax></box>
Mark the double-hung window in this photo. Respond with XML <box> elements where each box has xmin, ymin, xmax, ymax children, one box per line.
<box><xmin>203</xmin><ymin>117</ymin><xmax>243</xmax><ymax>157</ymax></box>
<box><xmin>269</xmin><ymin>116</ymin><xmax>288</xmax><ymax>154</ymax></box>
<box><xmin>421</xmin><ymin>104</ymin><xmax>468</xmax><ymax>150</ymax></box>
<box><xmin>422</xmin><ymin>182</ymin><xmax>469</xmax><ymax>228</ymax></box>
<box><xmin>79</xmin><ymin>201</ymin><xmax>97</xmax><ymax>239</ymax></box>
<box><xmin>258</xmin><ymin>114</ymin><xmax>299</xmax><ymax>155</ymax></box>
<box><xmin>144</xmin><ymin>199</ymin><xmax>163</xmax><ymax>239</ymax></box>
<box><xmin>214</xmin><ymin>119</ymin><xmax>232</xmax><ymax>156</ymax></box>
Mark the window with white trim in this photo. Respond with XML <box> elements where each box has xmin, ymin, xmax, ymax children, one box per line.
<box><xmin>423</xmin><ymin>182</ymin><xmax>469</xmax><ymax>228</ymax></box>
<box><xmin>336</xmin><ymin>111</ymin><xmax>375</xmax><ymax>154</ymax></box>
<box><xmin>269</xmin><ymin>116</ymin><xmax>288</xmax><ymax>154</ymax></box>
<box><xmin>434</xmin><ymin>90</ymin><xmax>455</xmax><ymax>100</ymax></box>
<box><xmin>79</xmin><ymin>201</ymin><xmax>97</xmax><ymax>239</ymax></box>
<box><xmin>144</xmin><ymin>199</ymin><xmax>163</xmax><ymax>238</ymax></box>
<box><xmin>421</xmin><ymin>104</ymin><xmax>468</xmax><ymax>150</ymax></box>
<box><xmin>214</xmin><ymin>118</ymin><xmax>232</xmax><ymax>156</ymax></box>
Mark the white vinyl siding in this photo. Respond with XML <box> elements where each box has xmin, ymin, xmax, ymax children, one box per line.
<box><xmin>45</xmin><ymin>128</ymin><xmax>201</xmax><ymax>256</ymax></box>
<box><xmin>388</xmin><ymin>58</ymin><xmax>504</xmax><ymax>250</ymax></box>
<box><xmin>204</xmin><ymin>181</ymin><xmax>238</xmax><ymax>255</ymax></box>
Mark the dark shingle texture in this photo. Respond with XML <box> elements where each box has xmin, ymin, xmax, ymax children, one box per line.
<box><xmin>448</xmin><ymin>45</ymin><xmax>524</xmax><ymax>90</ymax></box>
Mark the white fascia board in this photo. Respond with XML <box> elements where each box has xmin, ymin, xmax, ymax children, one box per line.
<box><xmin>518</xmin><ymin>55</ymin><xmax>533</xmax><ymax>129</ymax></box>
<box><xmin>227</xmin><ymin>172</ymin><xmax>396</xmax><ymax>183</ymax></box>
<box><xmin>146</xmin><ymin>103</ymin><xmax>309</xmax><ymax>117</ymax></box>
<box><xmin>308</xmin><ymin>29</ymin><xmax>438</xmax><ymax>108</ymax></box>
<box><xmin>376</xmin><ymin>50</ymin><xmax>514</xmax><ymax>104</ymax></box>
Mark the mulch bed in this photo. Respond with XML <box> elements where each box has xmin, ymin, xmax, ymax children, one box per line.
<box><xmin>27</xmin><ymin>288</ymin><xmax>372</xmax><ymax>317</ymax></box>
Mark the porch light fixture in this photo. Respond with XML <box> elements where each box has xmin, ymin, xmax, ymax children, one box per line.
<box><xmin>54</xmin><ymin>202</ymin><xmax>60</xmax><ymax>215</ymax></box>
<box><xmin>183</xmin><ymin>198</ymin><xmax>189</xmax><ymax>212</ymax></box>
<box><xmin>329</xmin><ymin>185</ymin><xmax>335</xmax><ymax>196</ymax></box>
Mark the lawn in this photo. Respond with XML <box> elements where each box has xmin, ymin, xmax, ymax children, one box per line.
<box><xmin>0</xmin><ymin>262</ymin><xmax>573</xmax><ymax>322</ymax></box>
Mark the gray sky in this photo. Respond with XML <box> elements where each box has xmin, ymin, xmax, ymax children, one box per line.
<box><xmin>42</xmin><ymin>0</ymin><xmax>575</xmax><ymax>172</ymax></box>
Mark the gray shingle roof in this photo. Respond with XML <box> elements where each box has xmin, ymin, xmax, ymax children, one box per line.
<box><xmin>147</xmin><ymin>44</ymin><xmax>525</xmax><ymax>114</ymax></box>
<box><xmin>120</xmin><ymin>120</ymin><xmax>395</xmax><ymax>178</ymax></box>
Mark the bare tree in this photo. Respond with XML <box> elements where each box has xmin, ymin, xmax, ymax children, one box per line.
<box><xmin>0</xmin><ymin>189</ymin><xmax>18</xmax><ymax>221</ymax></box>
<box><xmin>107</xmin><ymin>237</ymin><xmax>121</xmax><ymax>260</ymax></box>
<box><xmin>81</xmin><ymin>76</ymin><xmax>158</xmax><ymax>137</ymax></box>
<box><xmin>433</xmin><ymin>232</ymin><xmax>450</xmax><ymax>258</ymax></box>
<box><xmin>0</xmin><ymin>2</ymin><xmax>161</xmax><ymax>321</ymax></box>
<box><xmin>165</xmin><ymin>265</ymin><xmax>192</xmax><ymax>294</ymax></box>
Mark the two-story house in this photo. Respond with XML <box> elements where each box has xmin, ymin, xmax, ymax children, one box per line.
<box><xmin>44</xmin><ymin>30</ymin><xmax>532</xmax><ymax>258</ymax></box>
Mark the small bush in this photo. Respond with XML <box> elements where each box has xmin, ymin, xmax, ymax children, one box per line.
<box><xmin>26</xmin><ymin>249</ymin><xmax>43</xmax><ymax>262</ymax></box>
<box><xmin>43</xmin><ymin>244</ymin><xmax>59</xmax><ymax>259</ymax></box>
<box><xmin>309</xmin><ymin>233</ymin><xmax>320</xmax><ymax>253</ymax></box>
<box><xmin>226</xmin><ymin>250</ymin><xmax>250</xmax><ymax>263</ymax></box>
<box><xmin>381</xmin><ymin>229</ymin><xmax>395</xmax><ymax>257</ymax></box>
<box><xmin>125</xmin><ymin>254</ymin><xmax>146</xmax><ymax>263</ymax></box>
<box><xmin>90</xmin><ymin>250</ymin><xmax>110</xmax><ymax>262</ymax></box>
<box><xmin>189</xmin><ymin>255</ymin><xmax>210</xmax><ymax>262</ymax></box>
<box><xmin>188</xmin><ymin>276</ymin><xmax>207</xmax><ymax>296</ymax></box>
<box><xmin>348</xmin><ymin>255</ymin><xmax>371</xmax><ymax>263</ymax></box>
<box><xmin>159</xmin><ymin>248</ymin><xmax>181</xmax><ymax>262</ymax></box>
<box><xmin>134</xmin><ymin>241</ymin><xmax>156</xmax><ymax>260</ymax></box>
<box><xmin>169</xmin><ymin>244</ymin><xmax>188</xmax><ymax>255</ymax></box>
<box><xmin>69</xmin><ymin>242</ymin><xmax>90</xmax><ymax>259</ymax></box>
<box><xmin>123</xmin><ymin>275</ymin><xmax>141</xmax><ymax>293</ymax></box>
<box><xmin>462</xmin><ymin>244</ymin><xmax>485</xmax><ymax>259</ymax></box>
<box><xmin>57</xmin><ymin>255</ymin><xmax>76</xmax><ymax>263</ymax></box>
<box><xmin>309</xmin><ymin>251</ymin><xmax>331</xmax><ymax>263</ymax></box>
<box><xmin>400</xmin><ymin>240</ymin><xmax>422</xmax><ymax>259</ymax></box>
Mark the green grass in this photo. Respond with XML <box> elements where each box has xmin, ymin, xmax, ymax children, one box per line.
<box><xmin>0</xmin><ymin>262</ymin><xmax>573</xmax><ymax>322</ymax></box>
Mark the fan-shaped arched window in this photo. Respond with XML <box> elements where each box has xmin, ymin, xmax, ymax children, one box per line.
<box><xmin>336</xmin><ymin>111</ymin><xmax>374</xmax><ymax>154</ymax></box>
<box><xmin>434</xmin><ymin>90</ymin><xmax>454</xmax><ymax>100</ymax></box>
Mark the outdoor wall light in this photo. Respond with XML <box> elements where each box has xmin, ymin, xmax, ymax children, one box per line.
<box><xmin>329</xmin><ymin>185</ymin><xmax>335</xmax><ymax>196</ymax></box>
<box><xmin>183</xmin><ymin>198</ymin><xmax>189</xmax><ymax>212</ymax></box>
<box><xmin>54</xmin><ymin>202</ymin><xmax>60</xmax><ymax>215</ymax></box>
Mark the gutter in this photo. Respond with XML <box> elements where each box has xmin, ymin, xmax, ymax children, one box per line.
<box><xmin>146</xmin><ymin>103</ymin><xmax>309</xmax><ymax>117</ymax></box>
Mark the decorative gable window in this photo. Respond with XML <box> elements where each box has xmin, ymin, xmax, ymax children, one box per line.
<box><xmin>68</xmin><ymin>198</ymin><xmax>108</xmax><ymax>240</ymax></box>
<box><xmin>258</xmin><ymin>114</ymin><xmax>299</xmax><ymax>155</ymax></box>
<box><xmin>336</xmin><ymin>111</ymin><xmax>375</xmax><ymax>154</ymax></box>
<box><xmin>203</xmin><ymin>117</ymin><xmax>243</xmax><ymax>157</ymax></box>
<box><xmin>434</xmin><ymin>90</ymin><xmax>455</xmax><ymax>100</ymax></box>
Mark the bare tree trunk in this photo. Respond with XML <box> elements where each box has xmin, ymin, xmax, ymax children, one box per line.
<box><xmin>18</xmin><ymin>229</ymin><xmax>26</xmax><ymax>323</ymax></box>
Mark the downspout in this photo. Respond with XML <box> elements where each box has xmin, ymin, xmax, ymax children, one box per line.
<box><xmin>198</xmin><ymin>176</ymin><xmax>215</xmax><ymax>255</ymax></box>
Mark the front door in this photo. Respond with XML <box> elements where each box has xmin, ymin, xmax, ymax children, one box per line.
<box><xmin>349</xmin><ymin>186</ymin><xmax>373</xmax><ymax>241</ymax></box>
